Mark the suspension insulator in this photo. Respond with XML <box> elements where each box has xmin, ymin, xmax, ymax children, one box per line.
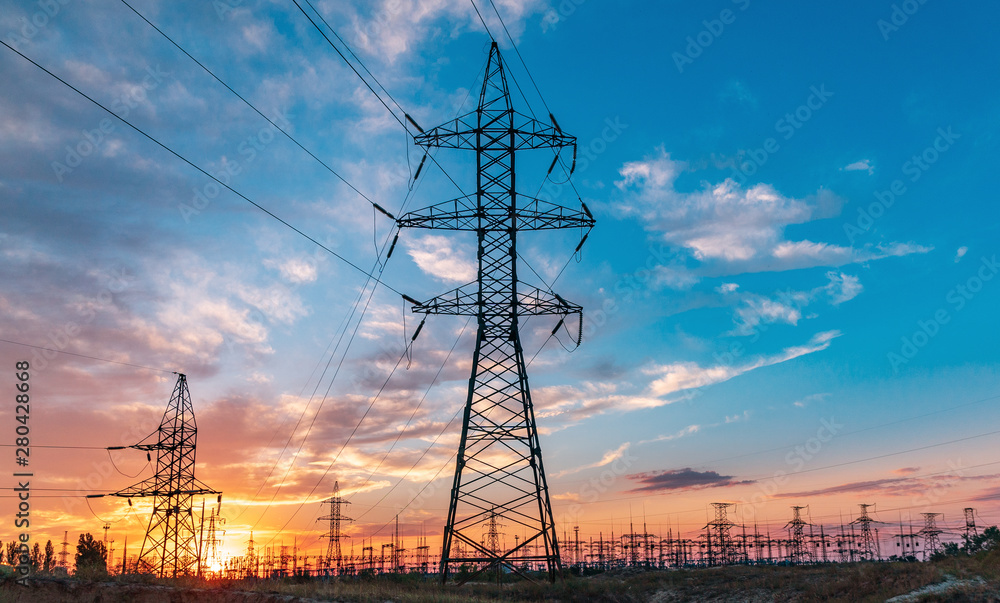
<box><xmin>402</xmin><ymin>294</ymin><xmax>421</xmax><ymax>306</ymax></box>
<box><xmin>413</xmin><ymin>153</ymin><xmax>428</xmax><ymax>181</ymax></box>
<box><xmin>575</xmin><ymin>233</ymin><xmax>590</xmax><ymax>253</ymax></box>
<box><xmin>570</xmin><ymin>144</ymin><xmax>577</xmax><ymax>174</ymax></box>
<box><xmin>373</xmin><ymin>202</ymin><xmax>395</xmax><ymax>220</ymax></box>
<box><xmin>546</xmin><ymin>154</ymin><xmax>559</xmax><ymax>176</ymax></box>
<box><xmin>411</xmin><ymin>319</ymin><xmax>426</xmax><ymax>341</ymax></box>
<box><xmin>405</xmin><ymin>113</ymin><xmax>424</xmax><ymax>133</ymax></box>
<box><xmin>549</xmin><ymin>112</ymin><xmax>562</xmax><ymax>134</ymax></box>
<box><xmin>581</xmin><ymin>201</ymin><xmax>593</xmax><ymax>220</ymax></box>
<box><xmin>386</xmin><ymin>232</ymin><xmax>400</xmax><ymax>259</ymax></box>
<box><xmin>551</xmin><ymin>318</ymin><xmax>565</xmax><ymax>336</ymax></box>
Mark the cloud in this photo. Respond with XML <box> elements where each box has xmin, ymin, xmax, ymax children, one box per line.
<box><xmin>843</xmin><ymin>159</ymin><xmax>875</xmax><ymax>175</ymax></box>
<box><xmin>613</xmin><ymin>149</ymin><xmax>929</xmax><ymax>275</ymax></box>
<box><xmin>955</xmin><ymin>246</ymin><xmax>968</xmax><ymax>262</ymax></box>
<box><xmin>727</xmin><ymin>271</ymin><xmax>861</xmax><ymax>336</ymax></box>
<box><xmin>645</xmin><ymin>331</ymin><xmax>841</xmax><ymax>399</ymax></box>
<box><xmin>824</xmin><ymin>271</ymin><xmax>862</xmax><ymax>305</ymax></box>
<box><xmin>405</xmin><ymin>234</ymin><xmax>476</xmax><ymax>283</ymax></box>
<box><xmin>554</xmin><ymin>442</ymin><xmax>633</xmax><ymax>477</ymax></box>
<box><xmin>267</xmin><ymin>257</ymin><xmax>319</xmax><ymax>284</ymax></box>
<box><xmin>793</xmin><ymin>393</ymin><xmax>830</xmax><ymax>408</ymax></box>
<box><xmin>775</xmin><ymin>472</ymin><xmax>1000</xmax><ymax>499</ymax></box>
<box><xmin>628</xmin><ymin>468</ymin><xmax>753</xmax><ymax>493</ymax></box>
<box><xmin>639</xmin><ymin>424</ymin><xmax>700</xmax><ymax>445</ymax></box>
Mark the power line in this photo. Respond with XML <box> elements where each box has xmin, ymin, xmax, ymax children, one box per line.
<box><xmin>0</xmin><ymin>39</ymin><xmax>403</xmax><ymax>296</ymax></box>
<box><xmin>0</xmin><ymin>337</ymin><xmax>175</xmax><ymax>374</ymax></box>
<box><xmin>290</xmin><ymin>0</ymin><xmax>471</xmax><ymax>198</ymax></box>
<box><xmin>118</xmin><ymin>0</ymin><xmax>393</xmax><ymax>219</ymax></box>
<box><xmin>256</xmin><ymin>332</ymin><xmax>421</xmax><ymax>548</ymax></box>
<box><xmin>486</xmin><ymin>0</ymin><xmax>552</xmax><ymax>116</ymax></box>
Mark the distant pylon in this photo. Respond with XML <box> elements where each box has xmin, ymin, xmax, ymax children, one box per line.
<box><xmin>58</xmin><ymin>530</ymin><xmax>69</xmax><ymax>569</ymax></box>
<box><xmin>318</xmin><ymin>481</ymin><xmax>352</xmax><ymax>575</ymax></box>
<box><xmin>705</xmin><ymin>503</ymin><xmax>737</xmax><ymax>566</ymax></box>
<box><xmin>397</xmin><ymin>41</ymin><xmax>593</xmax><ymax>584</ymax></box>
<box><xmin>784</xmin><ymin>506</ymin><xmax>811</xmax><ymax>564</ymax></box>
<box><xmin>851</xmin><ymin>504</ymin><xmax>880</xmax><ymax>561</ymax></box>
<box><xmin>88</xmin><ymin>373</ymin><xmax>219</xmax><ymax>577</ymax></box>
<box><xmin>964</xmin><ymin>507</ymin><xmax>978</xmax><ymax>550</ymax></box>
<box><xmin>205</xmin><ymin>507</ymin><xmax>226</xmax><ymax>572</ymax></box>
<box><xmin>919</xmin><ymin>513</ymin><xmax>942</xmax><ymax>560</ymax></box>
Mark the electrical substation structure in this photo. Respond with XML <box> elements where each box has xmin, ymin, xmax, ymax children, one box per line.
<box><xmin>396</xmin><ymin>41</ymin><xmax>594</xmax><ymax>583</ymax></box>
<box><xmin>89</xmin><ymin>373</ymin><xmax>219</xmax><ymax>577</ymax></box>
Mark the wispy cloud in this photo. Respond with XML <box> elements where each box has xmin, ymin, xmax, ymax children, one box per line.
<box><xmin>553</xmin><ymin>442</ymin><xmax>633</xmax><ymax>478</ymax></box>
<box><xmin>645</xmin><ymin>331</ymin><xmax>841</xmax><ymax>399</ymax></box>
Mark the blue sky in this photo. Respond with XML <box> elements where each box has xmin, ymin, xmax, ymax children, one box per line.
<box><xmin>2</xmin><ymin>0</ymin><xmax>999</xmax><ymax>558</ymax></box>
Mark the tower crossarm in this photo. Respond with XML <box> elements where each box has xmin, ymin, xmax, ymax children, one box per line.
<box><xmin>414</xmin><ymin>109</ymin><xmax>575</xmax><ymax>151</ymax></box>
<box><xmin>398</xmin><ymin>194</ymin><xmax>594</xmax><ymax>231</ymax></box>
<box><xmin>90</xmin><ymin>476</ymin><xmax>218</xmax><ymax>499</ymax></box>
<box><xmin>409</xmin><ymin>282</ymin><xmax>581</xmax><ymax>317</ymax></box>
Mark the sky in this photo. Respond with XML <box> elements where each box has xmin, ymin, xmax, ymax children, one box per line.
<box><xmin>1</xmin><ymin>0</ymin><xmax>999</xmax><ymax>564</ymax></box>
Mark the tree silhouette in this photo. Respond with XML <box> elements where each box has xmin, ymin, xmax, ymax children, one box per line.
<box><xmin>74</xmin><ymin>533</ymin><xmax>107</xmax><ymax>578</ymax></box>
<box><xmin>43</xmin><ymin>540</ymin><xmax>54</xmax><ymax>574</ymax></box>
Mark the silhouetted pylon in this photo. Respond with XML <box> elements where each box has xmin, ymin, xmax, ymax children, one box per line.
<box><xmin>397</xmin><ymin>41</ymin><xmax>593</xmax><ymax>583</ymax></box>
<box><xmin>89</xmin><ymin>373</ymin><xmax>219</xmax><ymax>577</ymax></box>
<box><xmin>318</xmin><ymin>480</ymin><xmax>352</xmax><ymax>575</ymax></box>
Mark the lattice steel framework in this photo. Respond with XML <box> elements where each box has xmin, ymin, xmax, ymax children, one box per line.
<box><xmin>318</xmin><ymin>480</ymin><xmax>352</xmax><ymax>574</ymax></box>
<box><xmin>91</xmin><ymin>373</ymin><xmax>218</xmax><ymax>577</ymax></box>
<box><xmin>851</xmin><ymin>503</ymin><xmax>880</xmax><ymax>561</ymax></box>
<box><xmin>397</xmin><ymin>42</ymin><xmax>593</xmax><ymax>583</ymax></box>
<box><xmin>785</xmin><ymin>505</ymin><xmax>811</xmax><ymax>564</ymax></box>
<box><xmin>919</xmin><ymin>512</ymin><xmax>942</xmax><ymax>560</ymax></box>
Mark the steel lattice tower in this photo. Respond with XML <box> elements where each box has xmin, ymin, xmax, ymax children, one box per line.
<box><xmin>785</xmin><ymin>506</ymin><xmax>811</xmax><ymax>564</ymax></box>
<box><xmin>318</xmin><ymin>481</ymin><xmax>352</xmax><ymax>575</ymax></box>
<box><xmin>704</xmin><ymin>503</ymin><xmax>737</xmax><ymax>566</ymax></box>
<box><xmin>851</xmin><ymin>503</ymin><xmax>880</xmax><ymax>561</ymax></box>
<box><xmin>919</xmin><ymin>512</ymin><xmax>942</xmax><ymax>560</ymax></box>
<box><xmin>90</xmin><ymin>373</ymin><xmax>218</xmax><ymax>577</ymax></box>
<box><xmin>397</xmin><ymin>42</ymin><xmax>593</xmax><ymax>583</ymax></box>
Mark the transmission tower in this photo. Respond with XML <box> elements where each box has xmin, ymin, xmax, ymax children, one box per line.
<box><xmin>918</xmin><ymin>513</ymin><xmax>942</xmax><ymax>560</ymax></box>
<box><xmin>784</xmin><ymin>506</ymin><xmax>811</xmax><ymax>564</ymax></box>
<box><xmin>88</xmin><ymin>373</ymin><xmax>219</xmax><ymax>577</ymax></box>
<box><xmin>58</xmin><ymin>531</ymin><xmax>69</xmax><ymax>570</ymax></box>
<box><xmin>396</xmin><ymin>41</ymin><xmax>593</xmax><ymax>583</ymax></box>
<box><xmin>851</xmin><ymin>504</ymin><xmax>880</xmax><ymax>561</ymax></box>
<box><xmin>204</xmin><ymin>507</ymin><xmax>226</xmax><ymax>573</ymax></box>
<box><xmin>318</xmin><ymin>481</ymin><xmax>352</xmax><ymax>575</ymax></box>
<box><xmin>964</xmin><ymin>507</ymin><xmax>978</xmax><ymax>550</ymax></box>
<box><xmin>704</xmin><ymin>503</ymin><xmax>737</xmax><ymax>566</ymax></box>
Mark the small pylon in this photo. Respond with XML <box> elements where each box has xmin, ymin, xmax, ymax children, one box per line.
<box><xmin>964</xmin><ymin>508</ymin><xmax>978</xmax><ymax>550</ymax></box>
<box><xmin>318</xmin><ymin>481</ymin><xmax>352</xmax><ymax>575</ymax></box>
<box><xmin>704</xmin><ymin>503</ymin><xmax>737</xmax><ymax>566</ymax></box>
<box><xmin>919</xmin><ymin>513</ymin><xmax>942</xmax><ymax>560</ymax></box>
<box><xmin>851</xmin><ymin>504</ymin><xmax>880</xmax><ymax>561</ymax></box>
<box><xmin>88</xmin><ymin>373</ymin><xmax>219</xmax><ymax>577</ymax></box>
<box><xmin>784</xmin><ymin>506</ymin><xmax>811</xmax><ymax>564</ymax></box>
